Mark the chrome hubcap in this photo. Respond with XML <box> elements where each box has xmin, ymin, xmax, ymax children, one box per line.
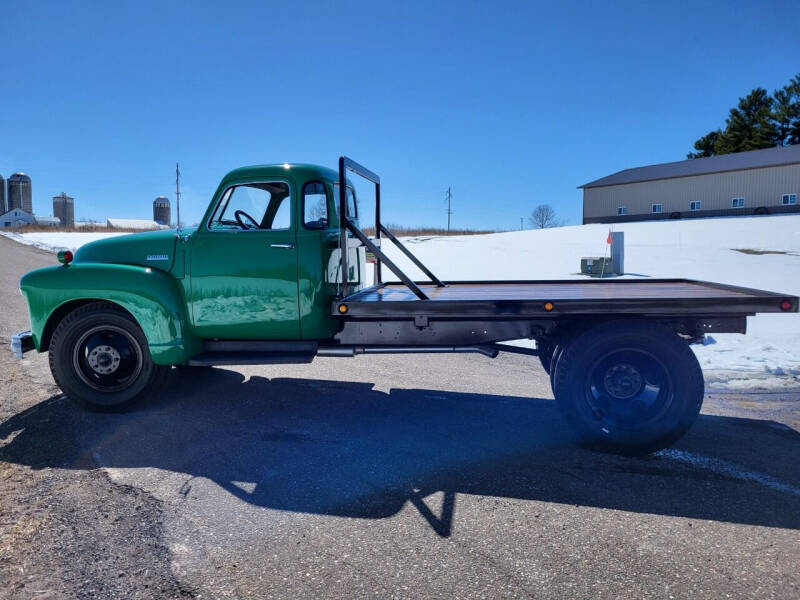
<box><xmin>87</xmin><ymin>345</ymin><xmax>121</xmax><ymax>375</ymax></box>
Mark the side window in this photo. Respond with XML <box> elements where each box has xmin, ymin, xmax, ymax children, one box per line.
<box><xmin>209</xmin><ymin>182</ymin><xmax>291</xmax><ymax>230</ymax></box>
<box><xmin>303</xmin><ymin>182</ymin><xmax>329</xmax><ymax>229</ymax></box>
<box><xmin>332</xmin><ymin>183</ymin><xmax>358</xmax><ymax>218</ymax></box>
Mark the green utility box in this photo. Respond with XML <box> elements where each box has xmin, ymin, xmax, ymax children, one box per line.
<box><xmin>581</xmin><ymin>257</ymin><xmax>614</xmax><ymax>277</ymax></box>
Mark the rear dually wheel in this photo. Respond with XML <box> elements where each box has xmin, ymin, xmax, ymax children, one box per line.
<box><xmin>552</xmin><ymin>320</ymin><xmax>703</xmax><ymax>455</ymax></box>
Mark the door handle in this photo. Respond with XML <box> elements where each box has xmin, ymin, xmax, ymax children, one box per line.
<box><xmin>270</xmin><ymin>243</ymin><xmax>295</xmax><ymax>249</ymax></box>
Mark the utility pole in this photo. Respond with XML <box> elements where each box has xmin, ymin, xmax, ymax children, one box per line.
<box><xmin>446</xmin><ymin>187</ymin><xmax>453</xmax><ymax>232</ymax></box>
<box><xmin>175</xmin><ymin>163</ymin><xmax>181</xmax><ymax>233</ymax></box>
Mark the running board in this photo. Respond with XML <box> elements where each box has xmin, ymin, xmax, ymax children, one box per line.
<box><xmin>187</xmin><ymin>351</ymin><xmax>316</xmax><ymax>366</ymax></box>
<box><xmin>188</xmin><ymin>340</ymin><xmax>318</xmax><ymax>365</ymax></box>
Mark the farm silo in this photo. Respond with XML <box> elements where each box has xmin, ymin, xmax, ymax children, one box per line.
<box><xmin>153</xmin><ymin>195</ymin><xmax>171</xmax><ymax>226</ymax></box>
<box><xmin>53</xmin><ymin>192</ymin><xmax>75</xmax><ymax>227</ymax></box>
<box><xmin>8</xmin><ymin>173</ymin><xmax>32</xmax><ymax>214</ymax></box>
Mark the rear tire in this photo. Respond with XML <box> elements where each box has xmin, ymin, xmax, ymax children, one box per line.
<box><xmin>549</xmin><ymin>342</ymin><xmax>567</xmax><ymax>393</ymax></box>
<box><xmin>553</xmin><ymin>320</ymin><xmax>703</xmax><ymax>455</ymax></box>
<box><xmin>49</xmin><ymin>302</ymin><xmax>168</xmax><ymax>411</ymax></box>
<box><xmin>537</xmin><ymin>341</ymin><xmax>554</xmax><ymax>374</ymax></box>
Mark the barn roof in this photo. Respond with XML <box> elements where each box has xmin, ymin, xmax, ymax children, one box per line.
<box><xmin>107</xmin><ymin>218</ymin><xmax>167</xmax><ymax>230</ymax></box>
<box><xmin>580</xmin><ymin>144</ymin><xmax>800</xmax><ymax>189</ymax></box>
<box><xmin>34</xmin><ymin>215</ymin><xmax>61</xmax><ymax>225</ymax></box>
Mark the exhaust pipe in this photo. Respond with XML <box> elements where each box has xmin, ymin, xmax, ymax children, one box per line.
<box><xmin>316</xmin><ymin>345</ymin><xmax>499</xmax><ymax>358</ymax></box>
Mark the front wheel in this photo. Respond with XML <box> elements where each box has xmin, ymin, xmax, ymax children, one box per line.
<box><xmin>49</xmin><ymin>302</ymin><xmax>168</xmax><ymax>411</ymax></box>
<box><xmin>552</xmin><ymin>320</ymin><xmax>703</xmax><ymax>455</ymax></box>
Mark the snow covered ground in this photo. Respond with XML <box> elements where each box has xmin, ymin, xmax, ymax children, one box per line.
<box><xmin>1</xmin><ymin>230</ymin><xmax>126</xmax><ymax>252</ymax></box>
<box><xmin>4</xmin><ymin>214</ymin><xmax>800</xmax><ymax>389</ymax></box>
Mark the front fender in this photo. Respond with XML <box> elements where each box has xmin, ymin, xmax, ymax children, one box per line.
<box><xmin>20</xmin><ymin>263</ymin><xmax>200</xmax><ymax>365</ymax></box>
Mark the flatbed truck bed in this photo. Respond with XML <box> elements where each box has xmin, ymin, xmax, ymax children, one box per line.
<box><xmin>336</xmin><ymin>279</ymin><xmax>795</xmax><ymax>318</ymax></box>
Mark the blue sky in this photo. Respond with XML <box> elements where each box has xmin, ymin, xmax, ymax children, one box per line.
<box><xmin>1</xmin><ymin>0</ymin><xmax>799</xmax><ymax>229</ymax></box>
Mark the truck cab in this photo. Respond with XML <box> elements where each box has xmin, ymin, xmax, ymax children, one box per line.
<box><xmin>19</xmin><ymin>163</ymin><xmax>367</xmax><ymax>361</ymax></box>
<box><xmin>184</xmin><ymin>163</ymin><xmax>366</xmax><ymax>341</ymax></box>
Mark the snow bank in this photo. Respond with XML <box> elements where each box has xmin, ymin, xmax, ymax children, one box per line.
<box><xmin>4</xmin><ymin>214</ymin><xmax>799</xmax><ymax>388</ymax></box>
<box><xmin>1</xmin><ymin>230</ymin><xmax>125</xmax><ymax>252</ymax></box>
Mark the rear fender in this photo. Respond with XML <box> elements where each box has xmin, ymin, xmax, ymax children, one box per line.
<box><xmin>20</xmin><ymin>263</ymin><xmax>200</xmax><ymax>365</ymax></box>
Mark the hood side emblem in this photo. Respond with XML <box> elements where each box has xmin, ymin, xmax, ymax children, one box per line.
<box><xmin>146</xmin><ymin>254</ymin><xmax>170</xmax><ymax>261</ymax></box>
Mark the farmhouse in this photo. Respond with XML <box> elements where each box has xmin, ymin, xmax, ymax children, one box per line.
<box><xmin>581</xmin><ymin>145</ymin><xmax>800</xmax><ymax>224</ymax></box>
<box><xmin>0</xmin><ymin>209</ymin><xmax>35</xmax><ymax>228</ymax></box>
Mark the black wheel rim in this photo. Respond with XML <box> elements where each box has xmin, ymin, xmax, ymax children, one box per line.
<box><xmin>584</xmin><ymin>347</ymin><xmax>673</xmax><ymax>430</ymax></box>
<box><xmin>72</xmin><ymin>325</ymin><xmax>143</xmax><ymax>392</ymax></box>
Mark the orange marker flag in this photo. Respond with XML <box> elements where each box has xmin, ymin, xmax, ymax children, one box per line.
<box><xmin>606</xmin><ymin>229</ymin><xmax>612</xmax><ymax>244</ymax></box>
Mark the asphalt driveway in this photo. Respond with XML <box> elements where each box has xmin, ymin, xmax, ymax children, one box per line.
<box><xmin>1</xmin><ymin>234</ymin><xmax>798</xmax><ymax>599</ymax></box>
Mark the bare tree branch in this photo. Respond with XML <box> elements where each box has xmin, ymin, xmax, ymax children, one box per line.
<box><xmin>529</xmin><ymin>204</ymin><xmax>559</xmax><ymax>229</ymax></box>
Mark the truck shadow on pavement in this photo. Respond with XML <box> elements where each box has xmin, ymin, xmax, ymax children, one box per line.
<box><xmin>1</xmin><ymin>366</ymin><xmax>799</xmax><ymax>537</ymax></box>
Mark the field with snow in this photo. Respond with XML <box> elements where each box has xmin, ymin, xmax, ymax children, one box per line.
<box><xmin>4</xmin><ymin>214</ymin><xmax>800</xmax><ymax>389</ymax></box>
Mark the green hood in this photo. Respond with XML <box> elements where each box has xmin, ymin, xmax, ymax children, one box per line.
<box><xmin>74</xmin><ymin>229</ymin><xmax>192</xmax><ymax>271</ymax></box>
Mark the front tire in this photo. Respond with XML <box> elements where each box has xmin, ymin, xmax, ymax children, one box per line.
<box><xmin>553</xmin><ymin>320</ymin><xmax>703</xmax><ymax>455</ymax></box>
<box><xmin>49</xmin><ymin>302</ymin><xmax>168</xmax><ymax>411</ymax></box>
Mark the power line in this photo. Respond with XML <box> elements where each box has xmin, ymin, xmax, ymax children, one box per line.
<box><xmin>175</xmin><ymin>163</ymin><xmax>181</xmax><ymax>233</ymax></box>
<box><xmin>446</xmin><ymin>187</ymin><xmax>453</xmax><ymax>232</ymax></box>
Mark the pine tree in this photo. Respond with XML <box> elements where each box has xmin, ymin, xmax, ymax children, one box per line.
<box><xmin>773</xmin><ymin>87</ymin><xmax>796</xmax><ymax>145</ymax></box>
<box><xmin>687</xmin><ymin>130</ymin><xmax>721</xmax><ymax>158</ymax></box>
<box><xmin>714</xmin><ymin>88</ymin><xmax>777</xmax><ymax>154</ymax></box>
<box><xmin>687</xmin><ymin>74</ymin><xmax>800</xmax><ymax>158</ymax></box>
<box><xmin>780</xmin><ymin>74</ymin><xmax>800</xmax><ymax>145</ymax></box>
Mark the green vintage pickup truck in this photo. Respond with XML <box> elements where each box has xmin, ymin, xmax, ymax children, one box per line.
<box><xmin>12</xmin><ymin>157</ymin><xmax>798</xmax><ymax>454</ymax></box>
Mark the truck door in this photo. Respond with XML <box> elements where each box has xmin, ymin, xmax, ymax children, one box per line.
<box><xmin>189</xmin><ymin>179</ymin><xmax>300</xmax><ymax>339</ymax></box>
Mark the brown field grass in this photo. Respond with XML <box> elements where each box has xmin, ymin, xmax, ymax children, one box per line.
<box><xmin>362</xmin><ymin>224</ymin><xmax>501</xmax><ymax>237</ymax></box>
<box><xmin>5</xmin><ymin>224</ymin><xmax>499</xmax><ymax>237</ymax></box>
<box><xmin>3</xmin><ymin>225</ymin><xmax>160</xmax><ymax>234</ymax></box>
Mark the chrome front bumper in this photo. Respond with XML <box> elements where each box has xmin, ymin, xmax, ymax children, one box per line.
<box><xmin>11</xmin><ymin>330</ymin><xmax>34</xmax><ymax>359</ymax></box>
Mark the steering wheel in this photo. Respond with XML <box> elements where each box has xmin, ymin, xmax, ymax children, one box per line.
<box><xmin>234</xmin><ymin>210</ymin><xmax>260</xmax><ymax>230</ymax></box>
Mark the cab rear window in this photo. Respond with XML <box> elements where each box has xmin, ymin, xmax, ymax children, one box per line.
<box><xmin>332</xmin><ymin>183</ymin><xmax>358</xmax><ymax>218</ymax></box>
<box><xmin>303</xmin><ymin>181</ymin><xmax>329</xmax><ymax>229</ymax></box>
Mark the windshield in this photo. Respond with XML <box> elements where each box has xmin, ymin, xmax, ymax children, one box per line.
<box><xmin>209</xmin><ymin>181</ymin><xmax>291</xmax><ymax>230</ymax></box>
